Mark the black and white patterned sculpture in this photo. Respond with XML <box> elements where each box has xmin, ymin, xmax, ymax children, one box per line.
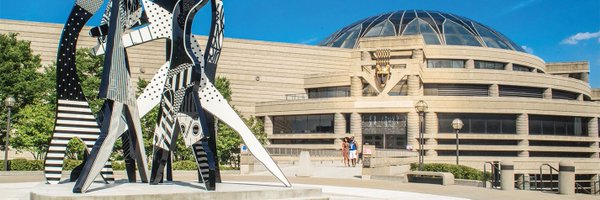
<box><xmin>147</xmin><ymin>0</ymin><xmax>290</xmax><ymax>190</ymax></box>
<box><xmin>73</xmin><ymin>0</ymin><xmax>149</xmax><ymax>193</ymax></box>
<box><xmin>44</xmin><ymin>0</ymin><xmax>115</xmax><ymax>185</ymax></box>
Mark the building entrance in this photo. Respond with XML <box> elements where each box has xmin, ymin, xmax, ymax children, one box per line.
<box><xmin>361</xmin><ymin>113</ymin><xmax>407</xmax><ymax>149</ymax></box>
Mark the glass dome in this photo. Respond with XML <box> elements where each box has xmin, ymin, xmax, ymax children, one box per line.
<box><xmin>319</xmin><ymin>10</ymin><xmax>525</xmax><ymax>52</ymax></box>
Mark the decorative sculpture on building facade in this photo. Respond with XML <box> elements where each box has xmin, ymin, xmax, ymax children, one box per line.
<box><xmin>44</xmin><ymin>0</ymin><xmax>115</xmax><ymax>185</ymax></box>
<box><xmin>45</xmin><ymin>0</ymin><xmax>290</xmax><ymax>193</ymax></box>
<box><xmin>374</xmin><ymin>49</ymin><xmax>391</xmax><ymax>88</ymax></box>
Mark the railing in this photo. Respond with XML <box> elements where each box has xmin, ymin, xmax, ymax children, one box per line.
<box><xmin>361</xmin><ymin>65</ymin><xmax>372</xmax><ymax>74</ymax></box>
<box><xmin>593</xmin><ymin>180</ymin><xmax>600</xmax><ymax>195</ymax></box>
<box><xmin>265</xmin><ymin>147</ymin><xmax>339</xmax><ymax>157</ymax></box>
<box><xmin>285</xmin><ymin>93</ymin><xmax>308</xmax><ymax>100</ymax></box>
<box><xmin>576</xmin><ymin>182</ymin><xmax>592</xmax><ymax>194</ymax></box>
<box><xmin>536</xmin><ymin>163</ymin><xmax>558</xmax><ymax>192</ymax></box>
<box><xmin>483</xmin><ymin>161</ymin><xmax>500</xmax><ymax>189</ymax></box>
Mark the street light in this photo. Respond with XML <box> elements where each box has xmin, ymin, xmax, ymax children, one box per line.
<box><xmin>451</xmin><ymin>118</ymin><xmax>463</xmax><ymax>166</ymax></box>
<box><xmin>4</xmin><ymin>96</ymin><xmax>15</xmax><ymax>171</ymax></box>
<box><xmin>415</xmin><ymin>100</ymin><xmax>428</xmax><ymax>171</ymax></box>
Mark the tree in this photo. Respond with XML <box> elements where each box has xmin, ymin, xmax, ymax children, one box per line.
<box><xmin>0</xmin><ymin>33</ymin><xmax>45</xmax><ymax>149</ymax></box>
<box><xmin>9</xmin><ymin>103</ymin><xmax>53</xmax><ymax>159</ymax></box>
<box><xmin>3</xmin><ymin>32</ymin><xmax>105</xmax><ymax>160</ymax></box>
<box><xmin>214</xmin><ymin>76</ymin><xmax>267</xmax><ymax>167</ymax></box>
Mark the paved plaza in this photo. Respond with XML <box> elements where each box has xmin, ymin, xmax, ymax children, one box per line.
<box><xmin>0</xmin><ymin>165</ymin><xmax>596</xmax><ymax>200</ymax></box>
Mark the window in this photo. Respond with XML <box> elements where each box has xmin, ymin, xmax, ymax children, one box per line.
<box><xmin>424</xmin><ymin>84</ymin><xmax>489</xmax><ymax>96</ymax></box>
<box><xmin>402</xmin><ymin>18</ymin><xmax>441</xmax><ymax>44</ymax></box>
<box><xmin>529</xmin><ymin>152</ymin><xmax>592</xmax><ymax>158</ymax></box>
<box><xmin>499</xmin><ymin>85</ymin><xmax>544</xmax><ymax>98</ymax></box>
<box><xmin>364</xmin><ymin>20</ymin><xmax>396</xmax><ymax>37</ymax></box>
<box><xmin>362</xmin><ymin>82</ymin><xmax>379</xmax><ymax>96</ymax></box>
<box><xmin>443</xmin><ymin>20</ymin><xmax>482</xmax><ymax>46</ymax></box>
<box><xmin>473</xmin><ymin>23</ymin><xmax>512</xmax><ymax>50</ymax></box>
<box><xmin>362</xmin><ymin>113</ymin><xmax>407</xmax><ymax>149</ymax></box>
<box><xmin>270</xmin><ymin>139</ymin><xmax>335</xmax><ymax>145</ymax></box>
<box><xmin>438</xmin><ymin>113</ymin><xmax>517</xmax><ymax>134</ymax></box>
<box><xmin>512</xmin><ymin>64</ymin><xmax>533</xmax><ymax>72</ymax></box>
<box><xmin>427</xmin><ymin>59</ymin><xmax>465</xmax><ymax>68</ymax></box>
<box><xmin>331</xmin><ymin>24</ymin><xmax>361</xmax><ymax>48</ymax></box>
<box><xmin>529</xmin><ymin>115</ymin><xmax>589</xmax><ymax>136</ymax></box>
<box><xmin>438</xmin><ymin>150</ymin><xmax>518</xmax><ymax>157</ymax></box>
<box><xmin>437</xmin><ymin>139</ymin><xmax>519</xmax><ymax>145</ymax></box>
<box><xmin>475</xmin><ymin>60</ymin><xmax>505</xmax><ymax>70</ymax></box>
<box><xmin>273</xmin><ymin>114</ymin><xmax>334</xmax><ymax>134</ymax></box>
<box><xmin>388</xmin><ymin>80</ymin><xmax>408</xmax><ymax>96</ymax></box>
<box><xmin>307</xmin><ymin>86</ymin><xmax>350</xmax><ymax>98</ymax></box>
<box><xmin>552</xmin><ymin>89</ymin><xmax>579</xmax><ymax>100</ymax></box>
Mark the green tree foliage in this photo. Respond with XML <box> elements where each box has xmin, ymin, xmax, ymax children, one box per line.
<box><xmin>0</xmin><ymin>33</ymin><xmax>44</xmax><ymax>112</ymax></box>
<box><xmin>2</xmin><ymin>32</ymin><xmax>105</xmax><ymax>160</ymax></box>
<box><xmin>0</xmin><ymin>33</ymin><xmax>45</xmax><ymax>149</ymax></box>
<box><xmin>9</xmin><ymin>103</ymin><xmax>53</xmax><ymax>159</ymax></box>
<box><xmin>214</xmin><ymin>76</ymin><xmax>266</xmax><ymax>167</ymax></box>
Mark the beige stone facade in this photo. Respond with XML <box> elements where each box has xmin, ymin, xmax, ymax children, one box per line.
<box><xmin>1</xmin><ymin>19</ymin><xmax>599</xmax><ymax>175</ymax></box>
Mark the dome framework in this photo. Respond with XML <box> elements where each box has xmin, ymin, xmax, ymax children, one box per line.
<box><xmin>319</xmin><ymin>10</ymin><xmax>525</xmax><ymax>52</ymax></box>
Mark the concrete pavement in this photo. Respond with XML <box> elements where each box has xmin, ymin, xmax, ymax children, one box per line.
<box><xmin>0</xmin><ymin>165</ymin><xmax>597</xmax><ymax>200</ymax></box>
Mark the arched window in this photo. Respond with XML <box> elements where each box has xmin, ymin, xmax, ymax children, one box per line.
<box><xmin>401</xmin><ymin>18</ymin><xmax>441</xmax><ymax>44</ymax></box>
<box><xmin>473</xmin><ymin>23</ymin><xmax>511</xmax><ymax>50</ymax></box>
<box><xmin>331</xmin><ymin>24</ymin><xmax>361</xmax><ymax>48</ymax></box>
<box><xmin>443</xmin><ymin>20</ymin><xmax>482</xmax><ymax>46</ymax></box>
<box><xmin>364</xmin><ymin>20</ymin><xmax>396</xmax><ymax>37</ymax></box>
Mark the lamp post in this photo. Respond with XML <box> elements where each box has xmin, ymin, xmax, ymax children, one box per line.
<box><xmin>4</xmin><ymin>96</ymin><xmax>15</xmax><ymax>171</ymax></box>
<box><xmin>451</xmin><ymin>118</ymin><xmax>463</xmax><ymax>166</ymax></box>
<box><xmin>415</xmin><ymin>100</ymin><xmax>428</xmax><ymax>171</ymax></box>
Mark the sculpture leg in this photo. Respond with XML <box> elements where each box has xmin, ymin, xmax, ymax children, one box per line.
<box><xmin>166</xmin><ymin>153</ymin><xmax>173</xmax><ymax>181</ymax></box>
<box><xmin>192</xmin><ymin>92</ymin><xmax>216</xmax><ymax>190</ymax></box>
<box><xmin>206</xmin><ymin>116</ymin><xmax>221</xmax><ymax>183</ymax></box>
<box><xmin>123</xmin><ymin>104</ymin><xmax>149</xmax><ymax>182</ymax></box>
<box><xmin>44</xmin><ymin>138</ymin><xmax>69</xmax><ymax>184</ymax></box>
<box><xmin>73</xmin><ymin>101</ymin><xmax>124</xmax><ymax>193</ymax></box>
<box><xmin>121</xmin><ymin>133</ymin><xmax>137</xmax><ymax>182</ymax></box>
<box><xmin>192</xmin><ymin>141</ymin><xmax>209</xmax><ymax>183</ymax></box>
<box><xmin>198</xmin><ymin>82</ymin><xmax>291</xmax><ymax>187</ymax></box>
<box><xmin>150</xmin><ymin>123</ymin><xmax>180</xmax><ymax>184</ymax></box>
<box><xmin>45</xmin><ymin>100</ymin><xmax>114</xmax><ymax>184</ymax></box>
<box><xmin>200</xmin><ymin>139</ymin><xmax>216</xmax><ymax>190</ymax></box>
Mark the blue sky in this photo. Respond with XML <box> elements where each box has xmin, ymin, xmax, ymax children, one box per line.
<box><xmin>1</xmin><ymin>0</ymin><xmax>599</xmax><ymax>87</ymax></box>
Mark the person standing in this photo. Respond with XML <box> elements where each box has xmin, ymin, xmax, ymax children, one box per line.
<box><xmin>348</xmin><ymin>136</ymin><xmax>359</xmax><ymax>167</ymax></box>
<box><xmin>341</xmin><ymin>137</ymin><xmax>350</xmax><ymax>167</ymax></box>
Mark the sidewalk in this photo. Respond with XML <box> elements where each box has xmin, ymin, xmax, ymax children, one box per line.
<box><xmin>0</xmin><ymin>165</ymin><xmax>597</xmax><ymax>200</ymax></box>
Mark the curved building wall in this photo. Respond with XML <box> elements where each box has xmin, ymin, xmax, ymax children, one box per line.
<box><xmin>1</xmin><ymin>19</ymin><xmax>598</xmax><ymax>174</ymax></box>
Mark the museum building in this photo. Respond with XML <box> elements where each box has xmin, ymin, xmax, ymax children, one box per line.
<box><xmin>1</xmin><ymin>10</ymin><xmax>599</xmax><ymax>175</ymax></box>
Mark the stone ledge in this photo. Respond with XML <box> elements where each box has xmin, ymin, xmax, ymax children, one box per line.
<box><xmin>30</xmin><ymin>180</ymin><xmax>324</xmax><ymax>200</ymax></box>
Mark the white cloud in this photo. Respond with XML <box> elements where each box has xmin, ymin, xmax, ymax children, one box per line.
<box><xmin>561</xmin><ymin>30</ymin><xmax>600</xmax><ymax>45</ymax></box>
<box><xmin>521</xmin><ymin>45</ymin><xmax>534</xmax><ymax>54</ymax></box>
<box><xmin>299</xmin><ymin>37</ymin><xmax>319</xmax><ymax>44</ymax></box>
<box><xmin>499</xmin><ymin>0</ymin><xmax>539</xmax><ymax>15</ymax></box>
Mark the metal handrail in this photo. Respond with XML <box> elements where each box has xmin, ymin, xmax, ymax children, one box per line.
<box><xmin>576</xmin><ymin>182</ymin><xmax>592</xmax><ymax>194</ymax></box>
<box><xmin>594</xmin><ymin>180</ymin><xmax>600</xmax><ymax>195</ymax></box>
<box><xmin>483</xmin><ymin>161</ymin><xmax>500</xmax><ymax>188</ymax></box>
<box><xmin>537</xmin><ymin>163</ymin><xmax>558</xmax><ymax>192</ymax></box>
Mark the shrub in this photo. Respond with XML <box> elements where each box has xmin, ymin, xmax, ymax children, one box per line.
<box><xmin>0</xmin><ymin>159</ymin><xmax>44</xmax><ymax>171</ymax></box>
<box><xmin>410</xmin><ymin>163</ymin><xmax>490</xmax><ymax>180</ymax></box>
<box><xmin>111</xmin><ymin>161</ymin><xmax>126</xmax><ymax>170</ymax></box>
<box><xmin>63</xmin><ymin>159</ymin><xmax>83</xmax><ymax>171</ymax></box>
<box><xmin>172</xmin><ymin>160</ymin><xmax>197</xmax><ymax>170</ymax></box>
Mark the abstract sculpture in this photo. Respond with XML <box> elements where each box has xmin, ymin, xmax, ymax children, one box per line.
<box><xmin>44</xmin><ymin>0</ymin><xmax>115</xmax><ymax>185</ymax></box>
<box><xmin>46</xmin><ymin>0</ymin><xmax>291</xmax><ymax>193</ymax></box>
<box><xmin>73</xmin><ymin>0</ymin><xmax>149</xmax><ymax>193</ymax></box>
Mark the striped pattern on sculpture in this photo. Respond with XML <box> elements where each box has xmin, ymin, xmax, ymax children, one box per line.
<box><xmin>45</xmin><ymin>100</ymin><xmax>114</xmax><ymax>184</ymax></box>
